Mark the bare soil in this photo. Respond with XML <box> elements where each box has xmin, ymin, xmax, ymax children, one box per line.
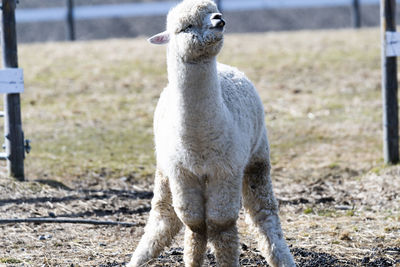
<box><xmin>1</xmin><ymin>164</ymin><xmax>399</xmax><ymax>266</ymax></box>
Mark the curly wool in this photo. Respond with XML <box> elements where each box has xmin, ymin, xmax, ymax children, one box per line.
<box><xmin>128</xmin><ymin>0</ymin><xmax>296</xmax><ymax>266</ymax></box>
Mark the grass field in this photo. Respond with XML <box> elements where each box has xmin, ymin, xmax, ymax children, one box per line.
<box><xmin>19</xmin><ymin>28</ymin><xmax>382</xmax><ymax>182</ymax></box>
<box><xmin>0</xmin><ymin>28</ymin><xmax>399</xmax><ymax>266</ymax></box>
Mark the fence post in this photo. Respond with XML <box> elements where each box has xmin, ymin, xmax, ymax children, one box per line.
<box><xmin>352</xmin><ymin>0</ymin><xmax>361</xmax><ymax>28</ymax></box>
<box><xmin>66</xmin><ymin>0</ymin><xmax>75</xmax><ymax>41</ymax></box>
<box><xmin>1</xmin><ymin>0</ymin><xmax>25</xmax><ymax>180</ymax></box>
<box><xmin>215</xmin><ymin>0</ymin><xmax>222</xmax><ymax>11</ymax></box>
<box><xmin>381</xmin><ymin>0</ymin><xmax>399</xmax><ymax>164</ymax></box>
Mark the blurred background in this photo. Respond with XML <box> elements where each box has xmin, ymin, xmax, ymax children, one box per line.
<box><xmin>16</xmin><ymin>0</ymin><xmax>398</xmax><ymax>43</ymax></box>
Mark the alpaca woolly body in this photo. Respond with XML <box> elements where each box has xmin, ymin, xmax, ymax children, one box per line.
<box><xmin>128</xmin><ymin>0</ymin><xmax>295</xmax><ymax>266</ymax></box>
<box><xmin>155</xmin><ymin>62</ymin><xmax>264</xmax><ymax>181</ymax></box>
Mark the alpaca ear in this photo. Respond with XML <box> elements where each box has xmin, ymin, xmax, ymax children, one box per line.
<box><xmin>148</xmin><ymin>31</ymin><xmax>170</xmax><ymax>45</ymax></box>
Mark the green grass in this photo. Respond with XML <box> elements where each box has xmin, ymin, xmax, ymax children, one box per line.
<box><xmin>303</xmin><ymin>207</ymin><xmax>314</xmax><ymax>215</ymax></box>
<box><xmin>10</xmin><ymin>28</ymin><xmax>386</xmax><ymax>182</ymax></box>
<box><xmin>0</xmin><ymin>257</ymin><xmax>22</xmax><ymax>264</ymax></box>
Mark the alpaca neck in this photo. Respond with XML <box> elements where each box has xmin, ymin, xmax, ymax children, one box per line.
<box><xmin>167</xmin><ymin>56</ymin><xmax>223</xmax><ymax>123</ymax></box>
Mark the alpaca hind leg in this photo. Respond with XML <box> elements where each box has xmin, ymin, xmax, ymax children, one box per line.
<box><xmin>206</xmin><ymin>174</ymin><xmax>241</xmax><ymax>267</ymax></box>
<box><xmin>128</xmin><ymin>170</ymin><xmax>182</xmax><ymax>267</ymax></box>
<box><xmin>242</xmin><ymin>160</ymin><xmax>295</xmax><ymax>267</ymax></box>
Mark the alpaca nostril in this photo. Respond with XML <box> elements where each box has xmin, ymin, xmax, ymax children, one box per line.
<box><xmin>217</xmin><ymin>18</ymin><xmax>225</xmax><ymax>28</ymax></box>
<box><xmin>211</xmin><ymin>13</ymin><xmax>222</xmax><ymax>20</ymax></box>
<box><xmin>213</xmin><ymin>18</ymin><xmax>225</xmax><ymax>29</ymax></box>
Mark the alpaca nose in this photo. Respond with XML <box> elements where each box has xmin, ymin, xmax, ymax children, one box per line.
<box><xmin>210</xmin><ymin>13</ymin><xmax>226</xmax><ymax>29</ymax></box>
<box><xmin>216</xmin><ymin>18</ymin><xmax>225</xmax><ymax>28</ymax></box>
<box><xmin>211</xmin><ymin>13</ymin><xmax>222</xmax><ymax>20</ymax></box>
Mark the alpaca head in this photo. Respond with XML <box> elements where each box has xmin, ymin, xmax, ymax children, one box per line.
<box><xmin>149</xmin><ymin>0</ymin><xmax>225</xmax><ymax>62</ymax></box>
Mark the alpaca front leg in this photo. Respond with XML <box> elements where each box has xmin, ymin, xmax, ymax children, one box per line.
<box><xmin>184</xmin><ymin>226</ymin><xmax>207</xmax><ymax>267</ymax></box>
<box><xmin>168</xmin><ymin>169</ymin><xmax>207</xmax><ymax>267</ymax></box>
<box><xmin>242</xmin><ymin>161</ymin><xmax>295</xmax><ymax>267</ymax></box>
<box><xmin>208</xmin><ymin>222</ymin><xmax>239</xmax><ymax>267</ymax></box>
<box><xmin>128</xmin><ymin>170</ymin><xmax>182</xmax><ymax>267</ymax></box>
<box><xmin>206</xmin><ymin>175</ymin><xmax>241</xmax><ymax>267</ymax></box>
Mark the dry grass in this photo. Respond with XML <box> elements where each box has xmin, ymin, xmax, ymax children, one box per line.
<box><xmin>0</xmin><ymin>28</ymin><xmax>399</xmax><ymax>266</ymax></box>
<box><xmin>15</xmin><ymin>28</ymin><xmax>383</xmax><ymax>183</ymax></box>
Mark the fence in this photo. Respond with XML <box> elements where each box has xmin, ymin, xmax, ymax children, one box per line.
<box><xmin>381</xmin><ymin>0</ymin><xmax>399</xmax><ymax>164</ymax></box>
<box><xmin>1</xmin><ymin>0</ymin><xmax>29</xmax><ymax>180</ymax></box>
<box><xmin>15</xmin><ymin>0</ymin><xmax>379</xmax><ymax>42</ymax></box>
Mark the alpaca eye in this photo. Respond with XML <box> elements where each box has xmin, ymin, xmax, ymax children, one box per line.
<box><xmin>183</xmin><ymin>24</ymin><xmax>193</xmax><ymax>32</ymax></box>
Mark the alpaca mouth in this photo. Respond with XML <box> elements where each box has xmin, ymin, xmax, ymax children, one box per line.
<box><xmin>210</xmin><ymin>25</ymin><xmax>225</xmax><ymax>32</ymax></box>
<box><xmin>210</xmin><ymin>20</ymin><xmax>225</xmax><ymax>31</ymax></box>
<box><xmin>210</xmin><ymin>14</ymin><xmax>226</xmax><ymax>31</ymax></box>
<box><xmin>205</xmin><ymin>35</ymin><xmax>223</xmax><ymax>46</ymax></box>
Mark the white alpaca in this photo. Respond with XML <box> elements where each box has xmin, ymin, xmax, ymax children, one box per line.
<box><xmin>128</xmin><ymin>0</ymin><xmax>295</xmax><ymax>266</ymax></box>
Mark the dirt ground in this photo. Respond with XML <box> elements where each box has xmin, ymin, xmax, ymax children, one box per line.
<box><xmin>1</xmin><ymin>164</ymin><xmax>399</xmax><ymax>266</ymax></box>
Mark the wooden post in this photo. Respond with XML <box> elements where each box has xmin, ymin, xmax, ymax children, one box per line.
<box><xmin>66</xmin><ymin>0</ymin><xmax>75</xmax><ymax>41</ymax></box>
<box><xmin>381</xmin><ymin>0</ymin><xmax>399</xmax><ymax>164</ymax></box>
<box><xmin>1</xmin><ymin>0</ymin><xmax>25</xmax><ymax>180</ymax></box>
<box><xmin>352</xmin><ymin>0</ymin><xmax>361</xmax><ymax>28</ymax></box>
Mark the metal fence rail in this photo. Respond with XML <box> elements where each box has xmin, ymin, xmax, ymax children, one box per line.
<box><xmin>15</xmin><ymin>0</ymin><xmax>386</xmax><ymax>23</ymax></box>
